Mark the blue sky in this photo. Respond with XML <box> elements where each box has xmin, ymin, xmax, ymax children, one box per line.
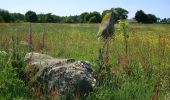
<box><xmin>0</xmin><ymin>0</ymin><xmax>170</xmax><ymax>18</ymax></box>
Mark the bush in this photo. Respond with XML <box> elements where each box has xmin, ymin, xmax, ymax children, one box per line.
<box><xmin>0</xmin><ymin>54</ymin><xmax>31</xmax><ymax>99</ymax></box>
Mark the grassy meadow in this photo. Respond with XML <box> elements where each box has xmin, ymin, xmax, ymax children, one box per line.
<box><xmin>0</xmin><ymin>23</ymin><xmax>170</xmax><ymax>99</ymax></box>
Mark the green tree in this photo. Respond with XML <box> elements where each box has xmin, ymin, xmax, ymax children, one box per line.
<box><xmin>157</xmin><ymin>18</ymin><xmax>161</xmax><ymax>23</ymax></box>
<box><xmin>70</xmin><ymin>15</ymin><xmax>79</xmax><ymax>23</ymax></box>
<box><xmin>52</xmin><ymin>15</ymin><xmax>62</xmax><ymax>23</ymax></box>
<box><xmin>135</xmin><ymin>10</ymin><xmax>147</xmax><ymax>23</ymax></box>
<box><xmin>135</xmin><ymin>10</ymin><xmax>157</xmax><ymax>23</ymax></box>
<box><xmin>102</xmin><ymin>8</ymin><xmax>129</xmax><ymax>23</ymax></box>
<box><xmin>166</xmin><ymin>18</ymin><xmax>170</xmax><ymax>24</ymax></box>
<box><xmin>25</xmin><ymin>10</ymin><xmax>38</xmax><ymax>22</ymax></box>
<box><xmin>37</xmin><ymin>14</ymin><xmax>46</xmax><ymax>23</ymax></box>
<box><xmin>146</xmin><ymin>14</ymin><xmax>157</xmax><ymax>23</ymax></box>
<box><xmin>45</xmin><ymin>13</ymin><xmax>54</xmax><ymax>23</ymax></box>
<box><xmin>0</xmin><ymin>9</ymin><xmax>11</xmax><ymax>22</ymax></box>
<box><xmin>64</xmin><ymin>17</ymin><xmax>74</xmax><ymax>23</ymax></box>
<box><xmin>88</xmin><ymin>16</ymin><xmax>97</xmax><ymax>23</ymax></box>
<box><xmin>11</xmin><ymin>13</ymin><xmax>24</xmax><ymax>22</ymax></box>
<box><xmin>160</xmin><ymin>18</ymin><xmax>170</xmax><ymax>24</ymax></box>
<box><xmin>0</xmin><ymin>16</ymin><xmax>4</xmax><ymax>22</ymax></box>
<box><xmin>78</xmin><ymin>12</ymin><xmax>89</xmax><ymax>23</ymax></box>
<box><xmin>85</xmin><ymin>11</ymin><xmax>101</xmax><ymax>23</ymax></box>
<box><xmin>114</xmin><ymin>8</ymin><xmax>128</xmax><ymax>20</ymax></box>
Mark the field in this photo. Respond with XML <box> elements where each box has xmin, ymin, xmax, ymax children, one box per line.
<box><xmin>0</xmin><ymin>23</ymin><xmax>170</xmax><ymax>99</ymax></box>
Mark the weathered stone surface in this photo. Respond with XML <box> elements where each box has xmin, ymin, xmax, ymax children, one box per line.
<box><xmin>24</xmin><ymin>52</ymin><xmax>96</xmax><ymax>94</ymax></box>
<box><xmin>97</xmin><ymin>11</ymin><xmax>115</xmax><ymax>40</ymax></box>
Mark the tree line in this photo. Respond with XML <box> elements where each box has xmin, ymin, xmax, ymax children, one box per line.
<box><xmin>0</xmin><ymin>8</ymin><xmax>169</xmax><ymax>24</ymax></box>
<box><xmin>134</xmin><ymin>10</ymin><xmax>170</xmax><ymax>24</ymax></box>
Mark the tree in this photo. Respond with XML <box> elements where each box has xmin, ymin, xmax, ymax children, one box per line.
<box><xmin>11</xmin><ymin>13</ymin><xmax>24</xmax><ymax>22</ymax></box>
<box><xmin>64</xmin><ymin>17</ymin><xmax>74</xmax><ymax>23</ymax></box>
<box><xmin>0</xmin><ymin>16</ymin><xmax>4</xmax><ymax>22</ymax></box>
<box><xmin>160</xmin><ymin>18</ymin><xmax>170</xmax><ymax>24</ymax></box>
<box><xmin>78</xmin><ymin>12</ymin><xmax>89</xmax><ymax>23</ymax></box>
<box><xmin>37</xmin><ymin>14</ymin><xmax>46</xmax><ymax>23</ymax></box>
<box><xmin>25</xmin><ymin>11</ymin><xmax>38</xmax><ymax>22</ymax></box>
<box><xmin>114</xmin><ymin>8</ymin><xmax>128</xmax><ymax>20</ymax></box>
<box><xmin>88</xmin><ymin>16</ymin><xmax>97</xmax><ymax>23</ymax></box>
<box><xmin>135</xmin><ymin>10</ymin><xmax>158</xmax><ymax>23</ymax></box>
<box><xmin>45</xmin><ymin>13</ymin><xmax>54</xmax><ymax>23</ymax></box>
<box><xmin>0</xmin><ymin>9</ymin><xmax>11</xmax><ymax>22</ymax></box>
<box><xmin>146</xmin><ymin>14</ymin><xmax>157</xmax><ymax>23</ymax></box>
<box><xmin>102</xmin><ymin>8</ymin><xmax>129</xmax><ymax>23</ymax></box>
<box><xmin>80</xmin><ymin>11</ymin><xmax>102</xmax><ymax>23</ymax></box>
<box><xmin>167</xmin><ymin>18</ymin><xmax>170</xmax><ymax>24</ymax></box>
<box><xmin>157</xmin><ymin>18</ymin><xmax>161</xmax><ymax>23</ymax></box>
<box><xmin>38</xmin><ymin>13</ymin><xmax>61</xmax><ymax>23</ymax></box>
<box><xmin>52</xmin><ymin>15</ymin><xmax>62</xmax><ymax>23</ymax></box>
<box><xmin>70</xmin><ymin>15</ymin><xmax>79</xmax><ymax>23</ymax></box>
<box><xmin>84</xmin><ymin>11</ymin><xmax>101</xmax><ymax>23</ymax></box>
<box><xmin>135</xmin><ymin>10</ymin><xmax>148</xmax><ymax>23</ymax></box>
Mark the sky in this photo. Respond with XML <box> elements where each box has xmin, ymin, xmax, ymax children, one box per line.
<box><xmin>0</xmin><ymin>0</ymin><xmax>170</xmax><ymax>19</ymax></box>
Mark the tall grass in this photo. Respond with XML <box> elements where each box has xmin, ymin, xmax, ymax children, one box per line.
<box><xmin>0</xmin><ymin>23</ymin><xmax>169</xmax><ymax>99</ymax></box>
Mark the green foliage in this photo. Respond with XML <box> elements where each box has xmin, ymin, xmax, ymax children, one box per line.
<box><xmin>102</xmin><ymin>8</ymin><xmax>129</xmax><ymax>23</ymax></box>
<box><xmin>45</xmin><ymin>13</ymin><xmax>54</xmax><ymax>23</ymax></box>
<box><xmin>114</xmin><ymin>8</ymin><xmax>129</xmax><ymax>20</ymax></box>
<box><xmin>147</xmin><ymin>14</ymin><xmax>157</xmax><ymax>23</ymax></box>
<box><xmin>78</xmin><ymin>12</ymin><xmax>101</xmax><ymax>23</ymax></box>
<box><xmin>87</xmin><ymin>63</ymin><xmax>168</xmax><ymax>100</ymax></box>
<box><xmin>88</xmin><ymin>16</ymin><xmax>97</xmax><ymax>23</ymax></box>
<box><xmin>25</xmin><ymin>10</ymin><xmax>38</xmax><ymax>22</ymax></box>
<box><xmin>135</xmin><ymin>10</ymin><xmax>148</xmax><ymax>23</ymax></box>
<box><xmin>159</xmin><ymin>18</ymin><xmax>170</xmax><ymax>24</ymax></box>
<box><xmin>0</xmin><ymin>53</ymin><xmax>31</xmax><ymax>99</ymax></box>
<box><xmin>37</xmin><ymin>14</ymin><xmax>46</xmax><ymax>23</ymax></box>
<box><xmin>135</xmin><ymin>10</ymin><xmax>157</xmax><ymax>23</ymax></box>
<box><xmin>1</xmin><ymin>8</ymin><xmax>169</xmax><ymax>24</ymax></box>
<box><xmin>0</xmin><ymin>9</ymin><xmax>11</xmax><ymax>22</ymax></box>
<box><xmin>117</xmin><ymin>20</ymin><xmax>129</xmax><ymax>38</ymax></box>
<box><xmin>11</xmin><ymin>13</ymin><xmax>24</xmax><ymax>22</ymax></box>
<box><xmin>0</xmin><ymin>16</ymin><xmax>4</xmax><ymax>22</ymax></box>
<box><xmin>85</xmin><ymin>11</ymin><xmax>101</xmax><ymax>23</ymax></box>
<box><xmin>37</xmin><ymin>13</ymin><xmax>62</xmax><ymax>23</ymax></box>
<box><xmin>11</xmin><ymin>47</ymin><xmax>27</xmax><ymax>80</ymax></box>
<box><xmin>64</xmin><ymin>17</ymin><xmax>74</xmax><ymax>23</ymax></box>
<box><xmin>78</xmin><ymin>12</ymin><xmax>89</xmax><ymax>23</ymax></box>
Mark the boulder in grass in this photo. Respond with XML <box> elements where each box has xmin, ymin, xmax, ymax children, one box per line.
<box><xmin>24</xmin><ymin>52</ymin><xmax>96</xmax><ymax>95</ymax></box>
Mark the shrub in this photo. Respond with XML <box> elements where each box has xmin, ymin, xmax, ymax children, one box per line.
<box><xmin>0</xmin><ymin>54</ymin><xmax>31</xmax><ymax>99</ymax></box>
